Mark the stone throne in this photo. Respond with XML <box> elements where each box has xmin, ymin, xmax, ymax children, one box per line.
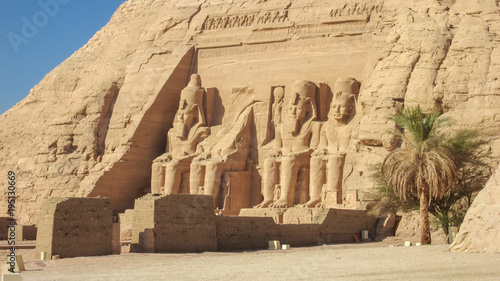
<box><xmin>151</xmin><ymin>74</ymin><xmax>211</xmax><ymax>195</ymax></box>
<box><xmin>189</xmin><ymin>86</ymin><xmax>257</xmax><ymax>213</ymax></box>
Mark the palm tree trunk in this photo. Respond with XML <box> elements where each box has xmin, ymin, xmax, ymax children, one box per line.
<box><xmin>420</xmin><ymin>184</ymin><xmax>432</xmax><ymax>245</ymax></box>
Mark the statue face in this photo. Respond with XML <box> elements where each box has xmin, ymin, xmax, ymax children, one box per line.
<box><xmin>176</xmin><ymin>98</ymin><xmax>196</xmax><ymax>127</ymax></box>
<box><xmin>285</xmin><ymin>81</ymin><xmax>313</xmax><ymax>134</ymax></box>
<box><xmin>331</xmin><ymin>92</ymin><xmax>353</xmax><ymax>121</ymax></box>
<box><xmin>173</xmin><ymin>92</ymin><xmax>198</xmax><ymax>140</ymax></box>
<box><xmin>273</xmin><ymin>87</ymin><xmax>284</xmax><ymax>103</ymax></box>
<box><xmin>287</xmin><ymin>84</ymin><xmax>310</xmax><ymax>122</ymax></box>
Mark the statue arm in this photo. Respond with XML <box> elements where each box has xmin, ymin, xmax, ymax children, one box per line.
<box><xmin>310</xmin><ymin>122</ymin><xmax>323</xmax><ymax>149</ymax></box>
<box><xmin>166</xmin><ymin>130</ymin><xmax>173</xmax><ymax>153</ymax></box>
<box><xmin>311</xmin><ymin>124</ymin><xmax>328</xmax><ymax>156</ymax></box>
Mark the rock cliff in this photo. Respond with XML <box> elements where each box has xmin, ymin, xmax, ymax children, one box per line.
<box><xmin>450</xmin><ymin>165</ymin><xmax>500</xmax><ymax>253</ymax></box>
<box><xmin>0</xmin><ymin>0</ymin><xmax>499</xmax><ymax>227</ymax></box>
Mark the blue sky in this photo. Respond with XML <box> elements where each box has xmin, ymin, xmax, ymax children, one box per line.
<box><xmin>0</xmin><ymin>0</ymin><xmax>124</xmax><ymax>114</ymax></box>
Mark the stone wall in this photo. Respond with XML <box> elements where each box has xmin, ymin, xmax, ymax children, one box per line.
<box><xmin>119</xmin><ymin>209</ymin><xmax>134</xmax><ymax>242</ymax></box>
<box><xmin>216</xmin><ymin>216</ymin><xmax>279</xmax><ymax>251</ymax></box>
<box><xmin>35</xmin><ymin>197</ymin><xmax>113</xmax><ymax>259</ymax></box>
<box><xmin>0</xmin><ymin>217</ymin><xmax>11</xmax><ymax>240</ymax></box>
<box><xmin>316</xmin><ymin>209</ymin><xmax>378</xmax><ymax>244</ymax></box>
<box><xmin>15</xmin><ymin>225</ymin><xmax>37</xmax><ymax>241</ymax></box>
<box><xmin>131</xmin><ymin>194</ymin><xmax>376</xmax><ymax>253</ymax></box>
<box><xmin>130</xmin><ymin>195</ymin><xmax>155</xmax><ymax>244</ymax></box>
<box><xmin>131</xmin><ymin>194</ymin><xmax>217</xmax><ymax>253</ymax></box>
<box><xmin>153</xmin><ymin>194</ymin><xmax>217</xmax><ymax>253</ymax></box>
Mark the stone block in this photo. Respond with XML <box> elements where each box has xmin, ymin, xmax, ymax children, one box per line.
<box><xmin>268</xmin><ymin>240</ymin><xmax>281</xmax><ymax>250</ymax></box>
<box><xmin>14</xmin><ymin>256</ymin><xmax>24</xmax><ymax>273</ymax></box>
<box><xmin>35</xmin><ymin>197</ymin><xmax>113</xmax><ymax>259</ymax></box>
<box><xmin>0</xmin><ymin>218</ymin><xmax>12</xmax><ymax>240</ymax></box>
<box><xmin>131</xmin><ymin>194</ymin><xmax>217</xmax><ymax>253</ymax></box>
<box><xmin>1</xmin><ymin>264</ymin><xmax>22</xmax><ymax>281</ymax></box>
<box><xmin>239</xmin><ymin>208</ymin><xmax>286</xmax><ymax>224</ymax></box>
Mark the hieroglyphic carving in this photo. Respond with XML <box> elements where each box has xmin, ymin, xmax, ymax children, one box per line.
<box><xmin>198</xmin><ymin>36</ymin><xmax>371</xmax><ymax>59</ymax></box>
<box><xmin>294</xmin><ymin>21</ymin><xmax>367</xmax><ymax>37</ymax></box>
<box><xmin>247</xmin><ymin>28</ymin><xmax>290</xmax><ymax>44</ymax></box>
<box><xmin>203</xmin><ymin>9</ymin><xmax>289</xmax><ymax>31</ymax></box>
<box><xmin>195</xmin><ymin>35</ymin><xmax>244</xmax><ymax>48</ymax></box>
<box><xmin>197</xmin><ymin>20</ymin><xmax>368</xmax><ymax>48</ymax></box>
<box><xmin>330</xmin><ymin>2</ymin><xmax>384</xmax><ymax>18</ymax></box>
<box><xmin>264</xmin><ymin>86</ymin><xmax>285</xmax><ymax>145</ymax></box>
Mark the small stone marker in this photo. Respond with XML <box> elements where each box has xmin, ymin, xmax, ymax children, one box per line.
<box><xmin>415</xmin><ymin>243</ymin><xmax>421</xmax><ymax>246</ymax></box>
<box><xmin>14</xmin><ymin>255</ymin><xmax>25</xmax><ymax>272</ymax></box>
<box><xmin>281</xmin><ymin>244</ymin><xmax>290</xmax><ymax>250</ymax></box>
<box><xmin>1</xmin><ymin>264</ymin><xmax>22</xmax><ymax>281</ymax></box>
<box><xmin>268</xmin><ymin>240</ymin><xmax>281</xmax><ymax>250</ymax></box>
<box><xmin>361</xmin><ymin>230</ymin><xmax>369</xmax><ymax>241</ymax></box>
<box><xmin>40</xmin><ymin>252</ymin><xmax>47</xmax><ymax>261</ymax></box>
<box><xmin>404</xmin><ymin>241</ymin><xmax>412</xmax><ymax>247</ymax></box>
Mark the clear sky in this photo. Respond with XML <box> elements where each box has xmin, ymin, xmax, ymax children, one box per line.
<box><xmin>0</xmin><ymin>0</ymin><xmax>124</xmax><ymax>114</ymax></box>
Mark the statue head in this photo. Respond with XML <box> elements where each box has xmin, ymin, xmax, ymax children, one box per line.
<box><xmin>285</xmin><ymin>80</ymin><xmax>317</xmax><ymax>134</ymax></box>
<box><xmin>172</xmin><ymin>74</ymin><xmax>206</xmax><ymax>140</ymax></box>
<box><xmin>330</xmin><ymin>78</ymin><xmax>359</xmax><ymax>123</ymax></box>
<box><xmin>273</xmin><ymin>87</ymin><xmax>284</xmax><ymax>103</ymax></box>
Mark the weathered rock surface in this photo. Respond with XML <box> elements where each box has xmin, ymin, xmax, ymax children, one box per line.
<box><xmin>0</xmin><ymin>0</ymin><xmax>499</xmax><ymax>226</ymax></box>
<box><xmin>450</xmin><ymin>165</ymin><xmax>500</xmax><ymax>253</ymax></box>
<box><xmin>395</xmin><ymin>211</ymin><xmax>447</xmax><ymax>244</ymax></box>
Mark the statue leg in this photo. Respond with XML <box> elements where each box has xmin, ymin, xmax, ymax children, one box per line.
<box><xmin>327</xmin><ymin>153</ymin><xmax>346</xmax><ymax>204</ymax></box>
<box><xmin>189</xmin><ymin>161</ymin><xmax>202</xmax><ymax>194</ymax></box>
<box><xmin>204</xmin><ymin>161</ymin><xmax>223</xmax><ymax>208</ymax></box>
<box><xmin>254</xmin><ymin>157</ymin><xmax>276</xmax><ymax>208</ymax></box>
<box><xmin>151</xmin><ymin>162</ymin><xmax>164</xmax><ymax>194</ymax></box>
<box><xmin>298</xmin><ymin>156</ymin><xmax>324</xmax><ymax>207</ymax></box>
<box><xmin>164</xmin><ymin>162</ymin><xmax>175</xmax><ymax>194</ymax></box>
<box><xmin>165</xmin><ymin>160</ymin><xmax>185</xmax><ymax>194</ymax></box>
<box><xmin>270</xmin><ymin>155</ymin><xmax>296</xmax><ymax>208</ymax></box>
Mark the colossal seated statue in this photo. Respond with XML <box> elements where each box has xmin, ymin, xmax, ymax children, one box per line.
<box><xmin>299</xmin><ymin>77</ymin><xmax>360</xmax><ymax>208</ymax></box>
<box><xmin>189</xmin><ymin>87</ymin><xmax>256</xmax><ymax>209</ymax></box>
<box><xmin>151</xmin><ymin>74</ymin><xmax>209</xmax><ymax>194</ymax></box>
<box><xmin>255</xmin><ymin>80</ymin><xmax>319</xmax><ymax>208</ymax></box>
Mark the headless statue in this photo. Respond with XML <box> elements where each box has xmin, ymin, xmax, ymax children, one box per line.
<box><xmin>189</xmin><ymin>87</ymin><xmax>256</xmax><ymax>208</ymax></box>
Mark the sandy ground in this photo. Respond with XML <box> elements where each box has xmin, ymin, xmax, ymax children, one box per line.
<box><xmin>4</xmin><ymin>242</ymin><xmax>498</xmax><ymax>281</ymax></box>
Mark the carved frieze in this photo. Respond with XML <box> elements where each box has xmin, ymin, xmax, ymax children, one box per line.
<box><xmin>202</xmin><ymin>9</ymin><xmax>289</xmax><ymax>31</ymax></box>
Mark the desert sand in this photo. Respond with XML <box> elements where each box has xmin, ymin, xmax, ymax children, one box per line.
<box><xmin>10</xmin><ymin>242</ymin><xmax>500</xmax><ymax>281</ymax></box>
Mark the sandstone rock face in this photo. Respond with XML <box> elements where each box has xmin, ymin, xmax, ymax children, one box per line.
<box><xmin>1</xmin><ymin>0</ymin><xmax>500</xmax><ymax>225</ymax></box>
<box><xmin>395</xmin><ymin>211</ymin><xmax>447</xmax><ymax>244</ymax></box>
<box><xmin>450</xmin><ymin>166</ymin><xmax>500</xmax><ymax>253</ymax></box>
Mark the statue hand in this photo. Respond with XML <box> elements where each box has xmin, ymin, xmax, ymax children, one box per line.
<box><xmin>154</xmin><ymin>153</ymin><xmax>173</xmax><ymax>163</ymax></box>
<box><xmin>312</xmin><ymin>148</ymin><xmax>328</xmax><ymax>157</ymax></box>
<box><xmin>267</xmin><ymin>149</ymin><xmax>282</xmax><ymax>158</ymax></box>
<box><xmin>194</xmin><ymin>152</ymin><xmax>211</xmax><ymax>161</ymax></box>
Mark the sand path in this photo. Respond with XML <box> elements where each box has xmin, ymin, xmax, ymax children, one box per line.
<box><xmin>14</xmin><ymin>242</ymin><xmax>500</xmax><ymax>280</ymax></box>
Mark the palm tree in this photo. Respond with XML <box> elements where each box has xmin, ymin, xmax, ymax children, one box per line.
<box><xmin>382</xmin><ymin>106</ymin><xmax>457</xmax><ymax>244</ymax></box>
